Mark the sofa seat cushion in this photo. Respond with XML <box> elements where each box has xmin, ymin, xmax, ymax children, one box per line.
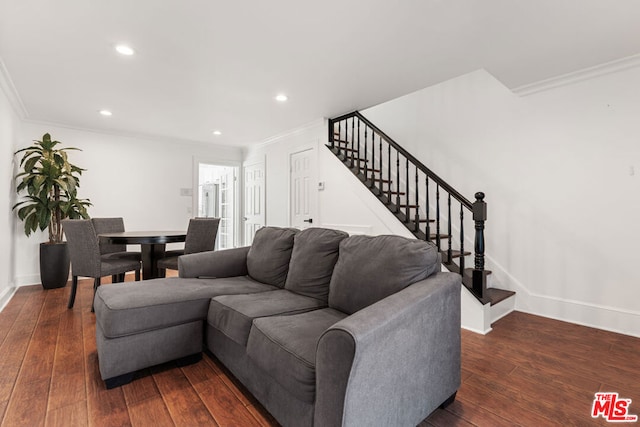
<box><xmin>95</xmin><ymin>276</ymin><xmax>277</xmax><ymax>338</ymax></box>
<box><xmin>247</xmin><ymin>227</ymin><xmax>298</xmax><ymax>287</ymax></box>
<box><xmin>207</xmin><ymin>289</ymin><xmax>326</xmax><ymax>347</ymax></box>
<box><xmin>246</xmin><ymin>308</ymin><xmax>347</xmax><ymax>403</ymax></box>
<box><xmin>329</xmin><ymin>235</ymin><xmax>439</xmax><ymax>314</ymax></box>
<box><xmin>284</xmin><ymin>227</ymin><xmax>348</xmax><ymax>303</ymax></box>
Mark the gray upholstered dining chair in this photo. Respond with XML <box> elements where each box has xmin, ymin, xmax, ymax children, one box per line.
<box><xmin>157</xmin><ymin>217</ymin><xmax>221</xmax><ymax>273</ymax></box>
<box><xmin>91</xmin><ymin>217</ymin><xmax>142</xmax><ymax>262</ymax></box>
<box><xmin>62</xmin><ymin>219</ymin><xmax>141</xmax><ymax>310</ymax></box>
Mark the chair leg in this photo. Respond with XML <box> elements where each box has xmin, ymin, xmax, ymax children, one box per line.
<box><xmin>91</xmin><ymin>277</ymin><xmax>101</xmax><ymax>313</ymax></box>
<box><xmin>67</xmin><ymin>276</ymin><xmax>78</xmax><ymax>309</ymax></box>
<box><xmin>135</xmin><ymin>268</ymin><xmax>140</xmax><ymax>281</ymax></box>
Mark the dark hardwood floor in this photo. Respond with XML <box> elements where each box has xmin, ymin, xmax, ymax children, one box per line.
<box><xmin>0</xmin><ymin>276</ymin><xmax>638</xmax><ymax>426</ymax></box>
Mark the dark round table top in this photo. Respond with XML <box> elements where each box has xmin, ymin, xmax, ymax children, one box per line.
<box><xmin>98</xmin><ymin>231</ymin><xmax>187</xmax><ymax>245</ymax></box>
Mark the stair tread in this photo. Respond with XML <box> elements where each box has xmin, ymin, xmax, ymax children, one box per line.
<box><xmin>430</xmin><ymin>233</ymin><xmax>450</xmax><ymax>239</ymax></box>
<box><xmin>441</xmin><ymin>249</ymin><xmax>471</xmax><ymax>259</ymax></box>
<box><xmin>485</xmin><ymin>288</ymin><xmax>515</xmax><ymax>306</ymax></box>
<box><xmin>464</xmin><ymin>268</ymin><xmax>493</xmax><ymax>277</ymax></box>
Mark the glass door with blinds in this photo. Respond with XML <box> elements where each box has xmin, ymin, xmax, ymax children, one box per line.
<box><xmin>197</xmin><ymin>163</ymin><xmax>238</xmax><ymax>249</ymax></box>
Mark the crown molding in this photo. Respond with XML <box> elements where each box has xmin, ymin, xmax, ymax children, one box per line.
<box><xmin>512</xmin><ymin>53</ymin><xmax>640</xmax><ymax>97</ymax></box>
<box><xmin>0</xmin><ymin>56</ymin><xmax>28</xmax><ymax>119</ymax></box>
<box><xmin>22</xmin><ymin>117</ymin><xmax>241</xmax><ymax>152</ymax></box>
<box><xmin>244</xmin><ymin>118</ymin><xmax>326</xmax><ymax>151</ymax></box>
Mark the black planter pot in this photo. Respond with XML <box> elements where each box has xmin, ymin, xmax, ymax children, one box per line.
<box><xmin>39</xmin><ymin>242</ymin><xmax>70</xmax><ymax>289</ymax></box>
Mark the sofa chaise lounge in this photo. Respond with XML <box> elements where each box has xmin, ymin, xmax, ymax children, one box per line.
<box><xmin>93</xmin><ymin>226</ymin><xmax>461</xmax><ymax>426</ymax></box>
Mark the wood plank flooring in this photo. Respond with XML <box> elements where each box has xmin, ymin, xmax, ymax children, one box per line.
<box><xmin>1</xmin><ymin>277</ymin><xmax>639</xmax><ymax>426</ymax></box>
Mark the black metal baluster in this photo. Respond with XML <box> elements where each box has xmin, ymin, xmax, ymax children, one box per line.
<box><xmin>405</xmin><ymin>158</ymin><xmax>410</xmax><ymax>221</ymax></box>
<box><xmin>425</xmin><ymin>176</ymin><xmax>430</xmax><ymax>241</ymax></box>
<box><xmin>349</xmin><ymin>117</ymin><xmax>355</xmax><ymax>168</ymax></box>
<box><xmin>414</xmin><ymin>167</ymin><xmax>419</xmax><ymax>231</ymax></box>
<box><xmin>460</xmin><ymin>204</ymin><xmax>465</xmax><ymax>276</ymax></box>
<box><xmin>387</xmin><ymin>142</ymin><xmax>391</xmax><ymax>202</ymax></box>
<box><xmin>395</xmin><ymin>151</ymin><xmax>400</xmax><ymax>212</ymax></box>
<box><xmin>337</xmin><ymin>121</ymin><xmax>341</xmax><ymax>151</ymax></box>
<box><xmin>328</xmin><ymin>119</ymin><xmax>334</xmax><ymax>148</ymax></box>
<box><xmin>436</xmin><ymin>185</ymin><xmax>441</xmax><ymax>250</ymax></box>
<box><xmin>378</xmin><ymin>135</ymin><xmax>383</xmax><ymax>190</ymax></box>
<box><xmin>364</xmin><ymin>125</ymin><xmax>368</xmax><ymax>181</ymax></box>
<box><xmin>356</xmin><ymin>119</ymin><xmax>361</xmax><ymax>172</ymax></box>
<box><xmin>447</xmin><ymin>193</ymin><xmax>452</xmax><ymax>263</ymax></box>
<box><xmin>371</xmin><ymin>133</ymin><xmax>376</xmax><ymax>187</ymax></box>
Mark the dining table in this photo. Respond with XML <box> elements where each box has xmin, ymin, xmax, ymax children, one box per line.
<box><xmin>98</xmin><ymin>230</ymin><xmax>187</xmax><ymax>280</ymax></box>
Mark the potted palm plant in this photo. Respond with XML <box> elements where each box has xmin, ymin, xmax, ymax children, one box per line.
<box><xmin>13</xmin><ymin>133</ymin><xmax>92</xmax><ymax>289</ymax></box>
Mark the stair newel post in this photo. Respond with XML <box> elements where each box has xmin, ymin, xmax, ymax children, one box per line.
<box><xmin>414</xmin><ymin>167</ymin><xmax>420</xmax><ymax>232</ymax></box>
<box><xmin>425</xmin><ymin>176</ymin><xmax>430</xmax><ymax>241</ymax></box>
<box><xmin>436</xmin><ymin>184</ymin><xmax>441</xmax><ymax>250</ymax></box>
<box><xmin>459</xmin><ymin>204</ymin><xmax>465</xmax><ymax>275</ymax></box>
<box><xmin>472</xmin><ymin>192</ymin><xmax>487</xmax><ymax>299</ymax></box>
<box><xmin>395</xmin><ymin>150</ymin><xmax>400</xmax><ymax>213</ymax></box>
<box><xmin>447</xmin><ymin>193</ymin><xmax>452</xmax><ymax>263</ymax></box>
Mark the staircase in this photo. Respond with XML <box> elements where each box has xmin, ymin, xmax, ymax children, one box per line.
<box><xmin>327</xmin><ymin>111</ymin><xmax>514</xmax><ymax>309</ymax></box>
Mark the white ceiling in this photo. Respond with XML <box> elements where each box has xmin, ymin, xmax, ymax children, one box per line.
<box><xmin>1</xmin><ymin>0</ymin><xmax>640</xmax><ymax>146</ymax></box>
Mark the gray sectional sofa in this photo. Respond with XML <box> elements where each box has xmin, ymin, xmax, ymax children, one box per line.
<box><xmin>94</xmin><ymin>226</ymin><xmax>461</xmax><ymax>426</ymax></box>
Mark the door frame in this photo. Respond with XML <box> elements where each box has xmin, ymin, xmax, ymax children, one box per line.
<box><xmin>192</xmin><ymin>157</ymin><xmax>241</xmax><ymax>248</ymax></box>
<box><xmin>288</xmin><ymin>141</ymin><xmax>319</xmax><ymax>228</ymax></box>
<box><xmin>242</xmin><ymin>156</ymin><xmax>266</xmax><ymax>245</ymax></box>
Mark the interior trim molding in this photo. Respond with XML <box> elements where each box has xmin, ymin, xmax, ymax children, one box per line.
<box><xmin>0</xmin><ymin>56</ymin><xmax>28</xmax><ymax>119</ymax></box>
<box><xmin>512</xmin><ymin>53</ymin><xmax>640</xmax><ymax>97</ymax></box>
<box><xmin>22</xmin><ymin>117</ymin><xmax>238</xmax><ymax>152</ymax></box>
<box><xmin>485</xmin><ymin>254</ymin><xmax>640</xmax><ymax>338</ymax></box>
<box><xmin>0</xmin><ymin>286</ymin><xmax>17</xmax><ymax>313</ymax></box>
<box><xmin>247</xmin><ymin>118</ymin><xmax>326</xmax><ymax>151</ymax></box>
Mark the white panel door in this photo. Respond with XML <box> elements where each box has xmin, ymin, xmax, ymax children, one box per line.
<box><xmin>243</xmin><ymin>161</ymin><xmax>265</xmax><ymax>245</ymax></box>
<box><xmin>290</xmin><ymin>149</ymin><xmax>316</xmax><ymax>229</ymax></box>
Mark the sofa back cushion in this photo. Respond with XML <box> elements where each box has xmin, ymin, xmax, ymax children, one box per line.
<box><xmin>284</xmin><ymin>227</ymin><xmax>349</xmax><ymax>302</ymax></box>
<box><xmin>247</xmin><ymin>227</ymin><xmax>298</xmax><ymax>287</ymax></box>
<box><xmin>328</xmin><ymin>235</ymin><xmax>439</xmax><ymax>314</ymax></box>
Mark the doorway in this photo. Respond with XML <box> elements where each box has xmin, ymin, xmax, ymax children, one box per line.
<box><xmin>197</xmin><ymin>163</ymin><xmax>238</xmax><ymax>249</ymax></box>
<box><xmin>242</xmin><ymin>160</ymin><xmax>265</xmax><ymax>245</ymax></box>
<box><xmin>290</xmin><ymin>148</ymin><xmax>316</xmax><ymax>229</ymax></box>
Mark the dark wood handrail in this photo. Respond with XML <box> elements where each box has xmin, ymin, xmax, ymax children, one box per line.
<box><xmin>331</xmin><ymin>111</ymin><xmax>473</xmax><ymax>210</ymax></box>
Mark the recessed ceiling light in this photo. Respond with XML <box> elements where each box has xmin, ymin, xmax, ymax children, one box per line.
<box><xmin>99</xmin><ymin>110</ymin><xmax>112</xmax><ymax>116</ymax></box>
<box><xmin>275</xmin><ymin>94</ymin><xmax>288</xmax><ymax>102</ymax></box>
<box><xmin>115</xmin><ymin>44</ymin><xmax>135</xmax><ymax>56</ymax></box>
<box><xmin>212</xmin><ymin>130</ymin><xmax>222</xmax><ymax>136</ymax></box>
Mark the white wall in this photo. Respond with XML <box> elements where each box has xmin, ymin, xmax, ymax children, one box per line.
<box><xmin>363</xmin><ymin>67</ymin><xmax>640</xmax><ymax>337</ymax></box>
<box><xmin>13</xmin><ymin>122</ymin><xmax>242</xmax><ymax>286</ymax></box>
<box><xmin>0</xmin><ymin>79</ymin><xmax>21</xmax><ymax>306</ymax></box>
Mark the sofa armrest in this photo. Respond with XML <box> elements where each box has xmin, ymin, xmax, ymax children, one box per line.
<box><xmin>178</xmin><ymin>246</ymin><xmax>250</xmax><ymax>278</ymax></box>
<box><xmin>315</xmin><ymin>272</ymin><xmax>461</xmax><ymax>427</ymax></box>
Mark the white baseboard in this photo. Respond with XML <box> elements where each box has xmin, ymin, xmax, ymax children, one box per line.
<box><xmin>14</xmin><ymin>274</ymin><xmax>41</xmax><ymax>288</ymax></box>
<box><xmin>0</xmin><ymin>286</ymin><xmax>17</xmax><ymax>312</ymax></box>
